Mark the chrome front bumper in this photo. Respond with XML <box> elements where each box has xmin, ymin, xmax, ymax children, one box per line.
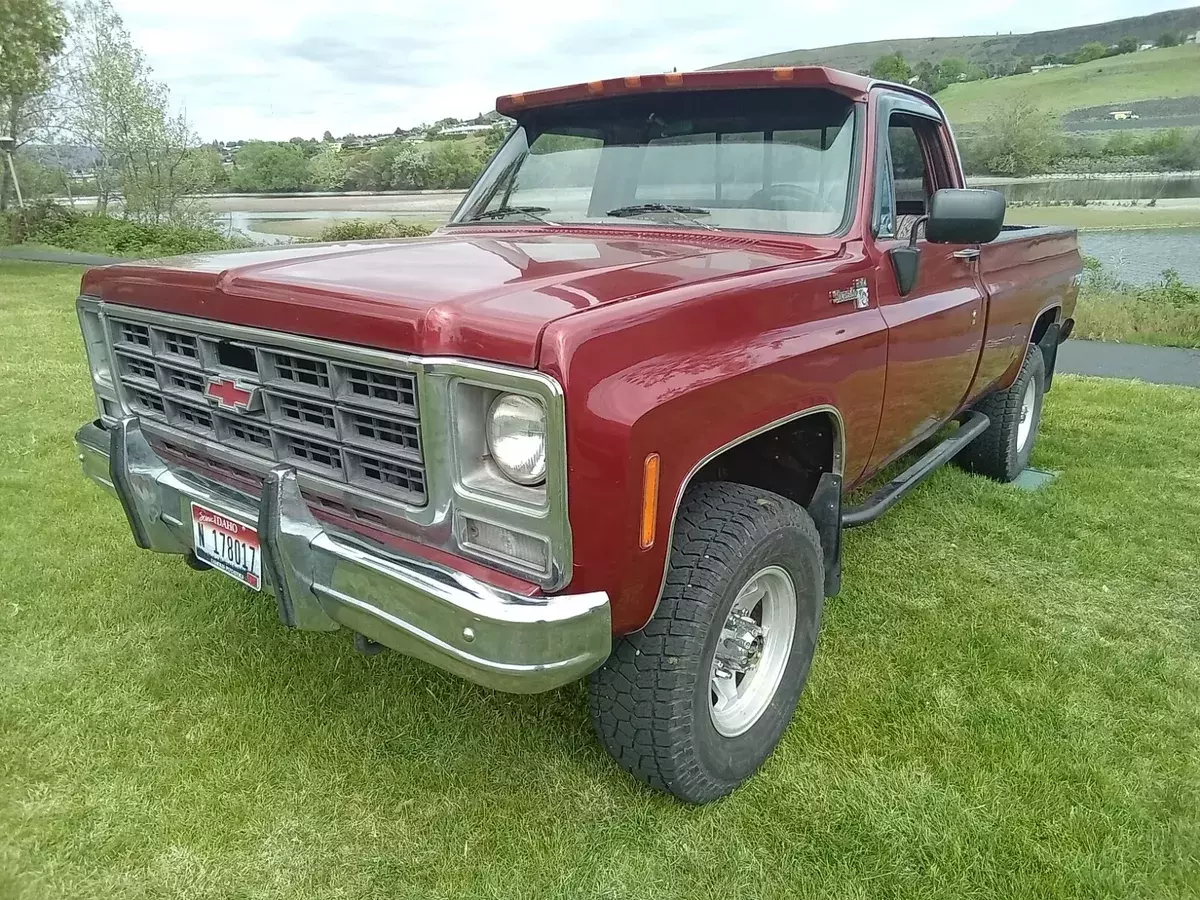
<box><xmin>76</xmin><ymin>418</ymin><xmax>611</xmax><ymax>693</ymax></box>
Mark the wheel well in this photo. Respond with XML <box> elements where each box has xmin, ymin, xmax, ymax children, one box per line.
<box><xmin>1031</xmin><ymin>306</ymin><xmax>1061</xmax><ymax>347</ymax></box>
<box><xmin>689</xmin><ymin>411</ymin><xmax>840</xmax><ymax>510</ymax></box>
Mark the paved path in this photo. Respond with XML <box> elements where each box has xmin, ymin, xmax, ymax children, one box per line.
<box><xmin>1057</xmin><ymin>340</ymin><xmax>1200</xmax><ymax>388</ymax></box>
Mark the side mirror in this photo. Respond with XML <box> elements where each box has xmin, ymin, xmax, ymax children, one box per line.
<box><xmin>925</xmin><ymin>188</ymin><xmax>1005</xmax><ymax>245</ymax></box>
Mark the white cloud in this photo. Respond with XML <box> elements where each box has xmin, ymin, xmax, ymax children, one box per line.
<box><xmin>108</xmin><ymin>0</ymin><xmax>1188</xmax><ymax>140</ymax></box>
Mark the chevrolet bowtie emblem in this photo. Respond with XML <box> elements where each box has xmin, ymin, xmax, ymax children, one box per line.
<box><xmin>204</xmin><ymin>376</ymin><xmax>261</xmax><ymax>412</ymax></box>
<box><xmin>830</xmin><ymin>278</ymin><xmax>870</xmax><ymax>309</ymax></box>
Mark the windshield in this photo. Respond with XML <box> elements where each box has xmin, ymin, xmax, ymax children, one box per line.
<box><xmin>452</xmin><ymin>89</ymin><xmax>859</xmax><ymax>236</ymax></box>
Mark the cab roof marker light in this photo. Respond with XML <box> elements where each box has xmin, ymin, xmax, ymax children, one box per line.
<box><xmin>665</xmin><ymin>72</ymin><xmax>684</xmax><ymax>86</ymax></box>
<box><xmin>624</xmin><ymin>75</ymin><xmax>642</xmax><ymax>88</ymax></box>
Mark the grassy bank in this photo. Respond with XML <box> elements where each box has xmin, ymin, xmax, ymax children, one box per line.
<box><xmin>1073</xmin><ymin>263</ymin><xmax>1200</xmax><ymax>349</ymax></box>
<box><xmin>1006</xmin><ymin>204</ymin><xmax>1200</xmax><ymax>230</ymax></box>
<box><xmin>2</xmin><ymin>260</ymin><xmax>1199</xmax><ymax>899</ymax></box>
<box><xmin>939</xmin><ymin>44</ymin><xmax>1200</xmax><ymax>127</ymax></box>
<box><xmin>1074</xmin><ymin>293</ymin><xmax>1200</xmax><ymax>347</ymax></box>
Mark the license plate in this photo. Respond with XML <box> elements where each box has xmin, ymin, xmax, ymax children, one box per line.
<box><xmin>190</xmin><ymin>502</ymin><xmax>262</xmax><ymax>591</ymax></box>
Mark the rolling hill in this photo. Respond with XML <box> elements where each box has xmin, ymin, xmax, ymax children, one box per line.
<box><xmin>937</xmin><ymin>44</ymin><xmax>1200</xmax><ymax>129</ymax></box>
<box><xmin>710</xmin><ymin>6</ymin><xmax>1200</xmax><ymax>73</ymax></box>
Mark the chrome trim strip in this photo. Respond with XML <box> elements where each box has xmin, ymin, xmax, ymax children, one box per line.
<box><xmin>647</xmin><ymin>404</ymin><xmax>846</xmax><ymax>626</ymax></box>
<box><xmin>84</xmin><ymin>301</ymin><xmax>573</xmax><ymax>591</ymax></box>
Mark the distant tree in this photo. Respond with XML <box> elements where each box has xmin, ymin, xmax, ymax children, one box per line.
<box><xmin>483</xmin><ymin>123</ymin><xmax>507</xmax><ymax>151</ymax></box>
<box><xmin>390</xmin><ymin>144</ymin><xmax>430</xmax><ymax>190</ymax></box>
<box><xmin>912</xmin><ymin>60</ymin><xmax>944</xmax><ymax>94</ymax></box>
<box><xmin>68</xmin><ymin>0</ymin><xmax>206</xmax><ymax>223</ymax></box>
<box><xmin>322</xmin><ymin>129</ymin><xmax>334</xmax><ymax>142</ymax></box>
<box><xmin>425</xmin><ymin>140</ymin><xmax>483</xmax><ymax>189</ymax></box>
<box><xmin>1158</xmin><ymin>31</ymin><xmax>1180</xmax><ymax>48</ymax></box>
<box><xmin>305</xmin><ymin>144</ymin><xmax>347</xmax><ymax>190</ymax></box>
<box><xmin>344</xmin><ymin>142</ymin><xmax>404</xmax><ymax>191</ymax></box>
<box><xmin>230</xmin><ymin>142</ymin><xmax>309</xmax><ymax>191</ymax></box>
<box><xmin>972</xmin><ymin>99</ymin><xmax>1063</xmax><ymax>176</ymax></box>
<box><xmin>1116</xmin><ymin>36</ymin><xmax>1139</xmax><ymax>55</ymax></box>
<box><xmin>179</xmin><ymin>146</ymin><xmax>228</xmax><ymax>193</ymax></box>
<box><xmin>937</xmin><ymin>57</ymin><xmax>968</xmax><ymax>83</ymax></box>
<box><xmin>1075</xmin><ymin>42</ymin><xmax>1109</xmax><ymax>64</ymax></box>
<box><xmin>869</xmin><ymin>52</ymin><xmax>912</xmax><ymax>83</ymax></box>
<box><xmin>0</xmin><ymin>0</ymin><xmax>68</xmax><ymax>209</ymax></box>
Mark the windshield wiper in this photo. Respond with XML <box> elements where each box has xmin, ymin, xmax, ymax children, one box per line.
<box><xmin>463</xmin><ymin>206</ymin><xmax>557</xmax><ymax>225</ymax></box>
<box><xmin>605</xmin><ymin>203</ymin><xmax>717</xmax><ymax>230</ymax></box>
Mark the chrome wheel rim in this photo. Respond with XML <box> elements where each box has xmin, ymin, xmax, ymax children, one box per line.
<box><xmin>1017</xmin><ymin>379</ymin><xmax>1037</xmax><ymax>452</ymax></box>
<box><xmin>709</xmin><ymin>565</ymin><xmax>797</xmax><ymax>738</ymax></box>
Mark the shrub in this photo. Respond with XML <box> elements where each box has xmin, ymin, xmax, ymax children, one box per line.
<box><xmin>1075</xmin><ymin>258</ymin><xmax>1200</xmax><ymax>348</ymax></box>
<box><xmin>1138</xmin><ymin>270</ymin><xmax>1200</xmax><ymax>308</ymax></box>
<box><xmin>966</xmin><ymin>100</ymin><xmax>1063</xmax><ymax>177</ymax></box>
<box><xmin>315</xmin><ymin>219</ymin><xmax>435</xmax><ymax>242</ymax></box>
<box><xmin>24</xmin><ymin>205</ymin><xmax>243</xmax><ymax>257</ymax></box>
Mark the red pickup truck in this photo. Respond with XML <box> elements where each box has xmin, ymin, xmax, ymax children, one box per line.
<box><xmin>74</xmin><ymin>66</ymin><xmax>1080</xmax><ymax>803</ymax></box>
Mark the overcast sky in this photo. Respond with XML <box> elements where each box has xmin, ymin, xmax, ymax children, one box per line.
<box><xmin>109</xmin><ymin>0</ymin><xmax>1190</xmax><ymax>141</ymax></box>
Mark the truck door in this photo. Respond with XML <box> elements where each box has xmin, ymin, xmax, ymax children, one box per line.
<box><xmin>865</xmin><ymin>103</ymin><xmax>987</xmax><ymax>472</ymax></box>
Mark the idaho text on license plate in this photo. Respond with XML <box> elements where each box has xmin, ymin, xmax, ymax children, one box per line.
<box><xmin>190</xmin><ymin>502</ymin><xmax>262</xmax><ymax>590</ymax></box>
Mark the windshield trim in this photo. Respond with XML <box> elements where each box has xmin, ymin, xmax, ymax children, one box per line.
<box><xmin>451</xmin><ymin>95</ymin><xmax>866</xmax><ymax>241</ymax></box>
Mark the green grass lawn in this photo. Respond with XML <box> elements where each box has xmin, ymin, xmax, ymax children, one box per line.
<box><xmin>939</xmin><ymin>45</ymin><xmax>1200</xmax><ymax>127</ymax></box>
<box><xmin>3</xmin><ymin>260</ymin><xmax>1200</xmax><ymax>899</ymax></box>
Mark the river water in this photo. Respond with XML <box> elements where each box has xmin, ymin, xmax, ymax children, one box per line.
<box><xmin>217</xmin><ymin>189</ymin><xmax>1199</xmax><ymax>286</ymax></box>
<box><xmin>1079</xmin><ymin>228</ymin><xmax>1200</xmax><ymax>285</ymax></box>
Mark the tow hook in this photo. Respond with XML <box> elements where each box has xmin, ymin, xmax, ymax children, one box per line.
<box><xmin>354</xmin><ymin>633</ymin><xmax>386</xmax><ymax>656</ymax></box>
<box><xmin>185</xmin><ymin>551</ymin><xmax>211</xmax><ymax>572</ymax></box>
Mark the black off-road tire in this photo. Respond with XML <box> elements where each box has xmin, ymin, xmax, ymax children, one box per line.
<box><xmin>587</xmin><ymin>482</ymin><xmax>824</xmax><ymax>804</ymax></box>
<box><xmin>957</xmin><ymin>344</ymin><xmax>1046</xmax><ymax>482</ymax></box>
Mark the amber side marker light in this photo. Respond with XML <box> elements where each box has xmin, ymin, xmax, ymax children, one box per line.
<box><xmin>640</xmin><ymin>453</ymin><xmax>661</xmax><ymax>549</ymax></box>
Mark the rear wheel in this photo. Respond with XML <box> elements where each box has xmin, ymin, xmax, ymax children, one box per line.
<box><xmin>957</xmin><ymin>344</ymin><xmax>1045</xmax><ymax>482</ymax></box>
<box><xmin>587</xmin><ymin>482</ymin><xmax>824</xmax><ymax>804</ymax></box>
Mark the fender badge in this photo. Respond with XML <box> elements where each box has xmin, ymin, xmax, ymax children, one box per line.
<box><xmin>831</xmin><ymin>278</ymin><xmax>870</xmax><ymax>309</ymax></box>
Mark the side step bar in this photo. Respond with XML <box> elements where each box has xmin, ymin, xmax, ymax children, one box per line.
<box><xmin>842</xmin><ymin>412</ymin><xmax>991</xmax><ymax>529</ymax></box>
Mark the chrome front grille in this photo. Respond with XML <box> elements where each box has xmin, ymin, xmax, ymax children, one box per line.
<box><xmin>108</xmin><ymin>314</ymin><xmax>427</xmax><ymax>507</ymax></box>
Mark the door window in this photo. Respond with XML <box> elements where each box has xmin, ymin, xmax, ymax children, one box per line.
<box><xmin>877</xmin><ymin>113</ymin><xmax>949</xmax><ymax>240</ymax></box>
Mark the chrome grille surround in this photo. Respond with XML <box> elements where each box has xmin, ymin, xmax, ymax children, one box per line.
<box><xmin>107</xmin><ymin>312</ymin><xmax>427</xmax><ymax>507</ymax></box>
<box><xmin>84</xmin><ymin>300</ymin><xmax>573</xmax><ymax>590</ymax></box>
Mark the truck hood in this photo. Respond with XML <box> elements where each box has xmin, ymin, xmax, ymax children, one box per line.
<box><xmin>82</xmin><ymin>230</ymin><xmax>834</xmax><ymax>367</ymax></box>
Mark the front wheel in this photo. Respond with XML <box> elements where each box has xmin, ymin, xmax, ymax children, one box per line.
<box><xmin>587</xmin><ymin>482</ymin><xmax>824</xmax><ymax>804</ymax></box>
<box><xmin>957</xmin><ymin>344</ymin><xmax>1045</xmax><ymax>482</ymax></box>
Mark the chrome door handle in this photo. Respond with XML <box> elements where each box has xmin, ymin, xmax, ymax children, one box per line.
<box><xmin>953</xmin><ymin>248</ymin><xmax>981</xmax><ymax>260</ymax></box>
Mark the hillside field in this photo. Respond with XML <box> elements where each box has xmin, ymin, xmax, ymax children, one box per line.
<box><xmin>938</xmin><ymin>44</ymin><xmax>1200</xmax><ymax>129</ymax></box>
<box><xmin>712</xmin><ymin>6</ymin><xmax>1200</xmax><ymax>73</ymax></box>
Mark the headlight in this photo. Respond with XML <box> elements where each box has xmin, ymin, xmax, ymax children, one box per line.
<box><xmin>486</xmin><ymin>393</ymin><xmax>547</xmax><ymax>485</ymax></box>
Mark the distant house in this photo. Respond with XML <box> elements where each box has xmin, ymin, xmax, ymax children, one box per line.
<box><xmin>1030</xmin><ymin>63</ymin><xmax>1068</xmax><ymax>73</ymax></box>
<box><xmin>1139</xmin><ymin>42</ymin><xmax>1155</xmax><ymax>51</ymax></box>
<box><xmin>436</xmin><ymin>123</ymin><xmax>495</xmax><ymax>136</ymax></box>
